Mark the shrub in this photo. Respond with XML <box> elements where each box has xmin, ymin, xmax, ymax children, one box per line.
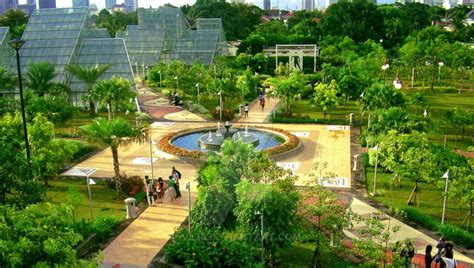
<box><xmin>272</xmin><ymin>116</ymin><xmax>318</xmax><ymax>124</ymax></box>
<box><xmin>106</xmin><ymin>173</ymin><xmax>144</xmax><ymax>195</ymax></box>
<box><xmin>89</xmin><ymin>216</ymin><xmax>120</xmax><ymax>240</ymax></box>
<box><xmin>437</xmin><ymin>224</ymin><xmax>474</xmax><ymax>249</ymax></box>
<box><xmin>403</xmin><ymin>208</ymin><xmax>474</xmax><ymax>249</ymax></box>
<box><xmin>362</xmin><ymin>153</ymin><xmax>370</xmax><ymax>168</ymax></box>
<box><xmin>165</xmin><ymin>228</ymin><xmax>260</xmax><ymax>267</ymax></box>
<box><xmin>212</xmin><ymin>108</ymin><xmax>234</xmax><ymax>121</ymax></box>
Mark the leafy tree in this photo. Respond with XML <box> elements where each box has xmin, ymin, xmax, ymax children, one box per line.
<box><xmin>25</xmin><ymin>93</ymin><xmax>74</xmax><ymax>124</ymax></box>
<box><xmin>400</xmin><ymin>37</ymin><xmax>422</xmax><ymax>88</ymax></box>
<box><xmin>237</xmin><ymin>33</ymin><xmax>266</xmax><ymax>55</ymax></box>
<box><xmin>408</xmin><ymin>92</ymin><xmax>426</xmax><ymax>115</ymax></box>
<box><xmin>300</xmin><ymin>163</ymin><xmax>353</xmax><ymax>268</ymax></box>
<box><xmin>400</xmin><ymin>3</ymin><xmax>433</xmax><ymax>34</ymax></box>
<box><xmin>359</xmin><ymin>83</ymin><xmax>405</xmax><ymax>114</ymax></box>
<box><xmin>266</xmin><ymin>70</ymin><xmax>306</xmax><ymax>115</ymax></box>
<box><xmin>320</xmin><ymin>0</ymin><xmax>383</xmax><ymax>43</ymax></box>
<box><xmin>444</xmin><ymin>107</ymin><xmax>474</xmax><ymax>141</ymax></box>
<box><xmin>79</xmin><ymin>117</ymin><xmax>147</xmax><ymax>200</ymax></box>
<box><xmin>235</xmin><ymin>179</ymin><xmax>299</xmax><ymax>263</ymax></box>
<box><xmin>29</xmin><ymin>115</ymin><xmax>75</xmax><ymax>186</ymax></box>
<box><xmin>378</xmin><ymin>5</ymin><xmax>409</xmax><ymax>48</ymax></box>
<box><xmin>189</xmin><ymin>2</ymin><xmax>263</xmax><ymax>41</ymax></box>
<box><xmin>0</xmin><ymin>203</ymin><xmax>101</xmax><ymax>267</ymax></box>
<box><xmin>370</xmin><ymin>107</ymin><xmax>427</xmax><ymax>137</ymax></box>
<box><xmin>353</xmin><ymin>212</ymin><xmax>403</xmax><ymax>267</ymax></box>
<box><xmin>236</xmin><ymin>67</ymin><xmax>258</xmax><ymax>100</ymax></box>
<box><xmin>0</xmin><ymin>113</ymin><xmax>44</xmax><ymax>207</ymax></box>
<box><xmin>67</xmin><ymin>186</ymin><xmax>85</xmax><ymax>224</ymax></box>
<box><xmin>66</xmin><ymin>64</ymin><xmax>110</xmax><ymax>115</ymax></box>
<box><xmin>379</xmin><ymin>131</ymin><xmax>435</xmax><ymax>205</ymax></box>
<box><xmin>93</xmin><ymin>77</ymin><xmax>136</xmax><ymax>121</ymax></box>
<box><xmin>447</xmin><ymin>164</ymin><xmax>474</xmax><ymax>232</ymax></box>
<box><xmin>0</xmin><ymin>9</ymin><xmax>28</xmax><ymax>38</ymax></box>
<box><xmin>26</xmin><ymin>62</ymin><xmax>69</xmax><ymax>97</ymax></box>
<box><xmin>0</xmin><ymin>67</ymin><xmax>17</xmax><ymax>115</ymax></box>
<box><xmin>93</xmin><ymin>9</ymin><xmax>137</xmax><ymax>37</ymax></box>
<box><xmin>312</xmin><ymin>80</ymin><xmax>341</xmax><ymax>119</ymax></box>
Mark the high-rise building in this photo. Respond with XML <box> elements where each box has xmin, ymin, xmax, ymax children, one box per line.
<box><xmin>38</xmin><ymin>0</ymin><xmax>56</xmax><ymax>9</ymax></box>
<box><xmin>0</xmin><ymin>0</ymin><xmax>18</xmax><ymax>14</ymax></box>
<box><xmin>105</xmin><ymin>0</ymin><xmax>116</xmax><ymax>9</ymax></box>
<box><xmin>264</xmin><ymin>0</ymin><xmax>270</xmax><ymax>10</ymax></box>
<box><xmin>302</xmin><ymin>0</ymin><xmax>315</xmax><ymax>10</ymax></box>
<box><xmin>73</xmin><ymin>0</ymin><xmax>90</xmax><ymax>7</ymax></box>
<box><xmin>124</xmin><ymin>0</ymin><xmax>137</xmax><ymax>12</ymax></box>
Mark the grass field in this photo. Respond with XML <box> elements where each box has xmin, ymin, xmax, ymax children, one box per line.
<box><xmin>45</xmin><ymin>179</ymin><xmax>127</xmax><ymax>221</ymax></box>
<box><xmin>365</xmin><ymin>167</ymin><xmax>469</xmax><ymax>227</ymax></box>
<box><xmin>278</xmin><ymin>242</ymin><xmax>355</xmax><ymax>267</ymax></box>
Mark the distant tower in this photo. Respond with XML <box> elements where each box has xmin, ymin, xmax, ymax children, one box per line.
<box><xmin>124</xmin><ymin>0</ymin><xmax>138</xmax><ymax>11</ymax></box>
<box><xmin>73</xmin><ymin>0</ymin><xmax>90</xmax><ymax>7</ymax></box>
<box><xmin>264</xmin><ymin>0</ymin><xmax>271</xmax><ymax>10</ymax></box>
<box><xmin>38</xmin><ymin>0</ymin><xmax>56</xmax><ymax>8</ymax></box>
<box><xmin>302</xmin><ymin>0</ymin><xmax>315</xmax><ymax>10</ymax></box>
<box><xmin>105</xmin><ymin>0</ymin><xmax>116</xmax><ymax>9</ymax></box>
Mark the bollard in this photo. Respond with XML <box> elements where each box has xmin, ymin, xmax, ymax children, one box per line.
<box><xmin>353</xmin><ymin>154</ymin><xmax>360</xmax><ymax>171</ymax></box>
<box><xmin>125</xmin><ymin>197</ymin><xmax>137</xmax><ymax>219</ymax></box>
<box><xmin>350</xmin><ymin>113</ymin><xmax>355</xmax><ymax>126</ymax></box>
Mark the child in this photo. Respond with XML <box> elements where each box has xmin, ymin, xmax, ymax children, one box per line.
<box><xmin>166</xmin><ymin>176</ymin><xmax>177</xmax><ymax>202</ymax></box>
<box><xmin>425</xmin><ymin>245</ymin><xmax>433</xmax><ymax>268</ymax></box>
<box><xmin>244</xmin><ymin>103</ymin><xmax>249</xmax><ymax>118</ymax></box>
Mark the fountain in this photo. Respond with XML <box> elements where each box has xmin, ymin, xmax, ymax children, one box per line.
<box><xmin>196</xmin><ymin>123</ymin><xmax>260</xmax><ymax>150</ymax></box>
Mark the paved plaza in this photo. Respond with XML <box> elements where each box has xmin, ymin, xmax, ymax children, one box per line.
<box><xmin>62</xmin><ymin>90</ymin><xmax>472</xmax><ymax>267</ymax></box>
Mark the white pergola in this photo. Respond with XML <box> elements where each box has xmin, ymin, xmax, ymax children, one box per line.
<box><xmin>264</xmin><ymin>44</ymin><xmax>319</xmax><ymax>73</ymax></box>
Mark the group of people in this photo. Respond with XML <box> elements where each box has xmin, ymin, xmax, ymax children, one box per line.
<box><xmin>425</xmin><ymin>237</ymin><xmax>457</xmax><ymax>268</ymax></box>
<box><xmin>145</xmin><ymin>166</ymin><xmax>182</xmax><ymax>204</ymax></box>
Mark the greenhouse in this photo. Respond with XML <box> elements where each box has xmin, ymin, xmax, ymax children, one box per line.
<box><xmin>69</xmin><ymin>38</ymin><xmax>135</xmax><ymax>104</ymax></box>
<box><xmin>0</xmin><ymin>27</ymin><xmax>12</xmax><ymax>67</ymax></box>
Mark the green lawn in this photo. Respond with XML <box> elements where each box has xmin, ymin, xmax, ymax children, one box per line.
<box><xmin>45</xmin><ymin>179</ymin><xmax>127</xmax><ymax>221</ymax></box>
<box><xmin>365</xmin><ymin>167</ymin><xmax>469</xmax><ymax>227</ymax></box>
<box><xmin>278</xmin><ymin>242</ymin><xmax>356</xmax><ymax>267</ymax></box>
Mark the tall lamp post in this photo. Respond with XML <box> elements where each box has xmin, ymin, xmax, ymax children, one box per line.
<box><xmin>9</xmin><ymin>38</ymin><xmax>31</xmax><ymax>166</ymax></box>
<box><xmin>218</xmin><ymin>90</ymin><xmax>223</xmax><ymax>121</ymax></box>
<box><xmin>175</xmin><ymin>76</ymin><xmax>179</xmax><ymax>92</ymax></box>
<box><xmin>381</xmin><ymin>62</ymin><xmax>390</xmax><ymax>85</ymax></box>
<box><xmin>438</xmin><ymin>62</ymin><xmax>444</xmax><ymax>83</ymax></box>
<box><xmin>158</xmin><ymin>71</ymin><xmax>162</xmax><ymax>88</ymax></box>
<box><xmin>195</xmin><ymin>83</ymin><xmax>200</xmax><ymax>107</ymax></box>
<box><xmin>371</xmin><ymin>144</ymin><xmax>379</xmax><ymax>196</ymax></box>
<box><xmin>441</xmin><ymin>170</ymin><xmax>450</xmax><ymax>224</ymax></box>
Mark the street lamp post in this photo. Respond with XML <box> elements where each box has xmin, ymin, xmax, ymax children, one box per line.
<box><xmin>381</xmin><ymin>63</ymin><xmax>390</xmax><ymax>85</ymax></box>
<box><xmin>241</xmin><ymin>81</ymin><xmax>246</xmax><ymax>102</ymax></box>
<box><xmin>255</xmin><ymin>211</ymin><xmax>264</xmax><ymax>263</ymax></box>
<box><xmin>195</xmin><ymin>83</ymin><xmax>200</xmax><ymax>107</ymax></box>
<box><xmin>9</xmin><ymin>39</ymin><xmax>31</xmax><ymax>166</ymax></box>
<box><xmin>371</xmin><ymin>144</ymin><xmax>379</xmax><ymax>196</ymax></box>
<box><xmin>438</xmin><ymin>62</ymin><xmax>444</xmax><ymax>83</ymax></box>
<box><xmin>158</xmin><ymin>71</ymin><xmax>162</xmax><ymax>87</ymax></box>
<box><xmin>175</xmin><ymin>76</ymin><xmax>179</xmax><ymax>91</ymax></box>
<box><xmin>441</xmin><ymin>170</ymin><xmax>450</xmax><ymax>224</ymax></box>
<box><xmin>218</xmin><ymin>91</ymin><xmax>223</xmax><ymax>121</ymax></box>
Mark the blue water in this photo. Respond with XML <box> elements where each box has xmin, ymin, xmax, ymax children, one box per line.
<box><xmin>171</xmin><ymin>130</ymin><xmax>284</xmax><ymax>152</ymax></box>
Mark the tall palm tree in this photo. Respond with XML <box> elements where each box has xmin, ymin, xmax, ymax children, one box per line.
<box><xmin>26</xmin><ymin>62</ymin><xmax>70</xmax><ymax>97</ymax></box>
<box><xmin>79</xmin><ymin>117</ymin><xmax>147</xmax><ymax>199</ymax></box>
<box><xmin>66</xmin><ymin>64</ymin><xmax>110</xmax><ymax>115</ymax></box>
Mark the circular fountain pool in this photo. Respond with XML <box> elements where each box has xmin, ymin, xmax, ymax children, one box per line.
<box><xmin>171</xmin><ymin>129</ymin><xmax>285</xmax><ymax>152</ymax></box>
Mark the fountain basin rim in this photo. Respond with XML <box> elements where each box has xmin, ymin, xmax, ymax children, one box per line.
<box><xmin>158</xmin><ymin>125</ymin><xmax>299</xmax><ymax>159</ymax></box>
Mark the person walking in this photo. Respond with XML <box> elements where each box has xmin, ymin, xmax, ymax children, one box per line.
<box><xmin>436</xmin><ymin>237</ymin><xmax>447</xmax><ymax>268</ymax></box>
<box><xmin>441</xmin><ymin>243</ymin><xmax>456</xmax><ymax>268</ymax></box>
<box><xmin>425</xmin><ymin>245</ymin><xmax>434</xmax><ymax>268</ymax></box>
<box><xmin>244</xmin><ymin>103</ymin><xmax>249</xmax><ymax>118</ymax></box>
<box><xmin>166</xmin><ymin>175</ymin><xmax>177</xmax><ymax>202</ymax></box>
<box><xmin>260</xmin><ymin>97</ymin><xmax>265</xmax><ymax>111</ymax></box>
<box><xmin>172</xmin><ymin>166</ymin><xmax>182</xmax><ymax>198</ymax></box>
<box><xmin>156</xmin><ymin>177</ymin><xmax>164</xmax><ymax>203</ymax></box>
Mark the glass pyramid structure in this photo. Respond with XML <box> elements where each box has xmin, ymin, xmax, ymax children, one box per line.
<box><xmin>0</xmin><ymin>27</ymin><xmax>12</xmax><ymax>67</ymax></box>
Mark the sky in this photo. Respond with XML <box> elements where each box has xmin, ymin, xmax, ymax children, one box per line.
<box><xmin>48</xmin><ymin>0</ymin><xmax>392</xmax><ymax>11</ymax></box>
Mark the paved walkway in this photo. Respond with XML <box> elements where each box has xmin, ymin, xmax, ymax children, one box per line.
<box><xmin>345</xmin><ymin>197</ymin><xmax>473</xmax><ymax>264</ymax></box>
<box><xmin>237</xmin><ymin>97</ymin><xmax>279</xmax><ymax>123</ymax></box>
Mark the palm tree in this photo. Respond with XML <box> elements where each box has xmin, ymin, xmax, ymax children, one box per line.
<box><xmin>79</xmin><ymin>117</ymin><xmax>148</xmax><ymax>199</ymax></box>
<box><xmin>26</xmin><ymin>62</ymin><xmax>70</xmax><ymax>97</ymax></box>
<box><xmin>93</xmin><ymin>77</ymin><xmax>136</xmax><ymax>121</ymax></box>
<box><xmin>66</xmin><ymin>64</ymin><xmax>110</xmax><ymax>115</ymax></box>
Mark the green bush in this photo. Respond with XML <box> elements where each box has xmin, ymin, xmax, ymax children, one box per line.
<box><xmin>403</xmin><ymin>208</ymin><xmax>474</xmax><ymax>249</ymax></box>
<box><xmin>89</xmin><ymin>216</ymin><xmax>120</xmax><ymax>240</ymax></box>
<box><xmin>362</xmin><ymin>153</ymin><xmax>370</xmax><ymax>168</ymax></box>
<box><xmin>212</xmin><ymin>108</ymin><xmax>234</xmax><ymax>121</ymax></box>
<box><xmin>165</xmin><ymin>228</ymin><xmax>260</xmax><ymax>267</ymax></box>
<box><xmin>437</xmin><ymin>224</ymin><xmax>474</xmax><ymax>249</ymax></box>
<box><xmin>403</xmin><ymin>208</ymin><xmax>439</xmax><ymax>230</ymax></box>
<box><xmin>272</xmin><ymin>117</ymin><xmax>318</xmax><ymax>124</ymax></box>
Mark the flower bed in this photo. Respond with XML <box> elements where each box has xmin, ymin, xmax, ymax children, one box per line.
<box><xmin>158</xmin><ymin>125</ymin><xmax>299</xmax><ymax>158</ymax></box>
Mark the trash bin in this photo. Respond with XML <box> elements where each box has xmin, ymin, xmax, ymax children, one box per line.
<box><xmin>350</xmin><ymin>113</ymin><xmax>355</xmax><ymax>125</ymax></box>
<box><xmin>125</xmin><ymin>197</ymin><xmax>137</xmax><ymax>219</ymax></box>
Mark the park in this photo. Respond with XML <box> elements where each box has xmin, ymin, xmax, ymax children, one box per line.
<box><xmin>0</xmin><ymin>1</ymin><xmax>473</xmax><ymax>267</ymax></box>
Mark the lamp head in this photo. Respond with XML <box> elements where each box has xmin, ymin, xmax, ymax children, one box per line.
<box><xmin>8</xmin><ymin>38</ymin><xmax>25</xmax><ymax>50</ymax></box>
